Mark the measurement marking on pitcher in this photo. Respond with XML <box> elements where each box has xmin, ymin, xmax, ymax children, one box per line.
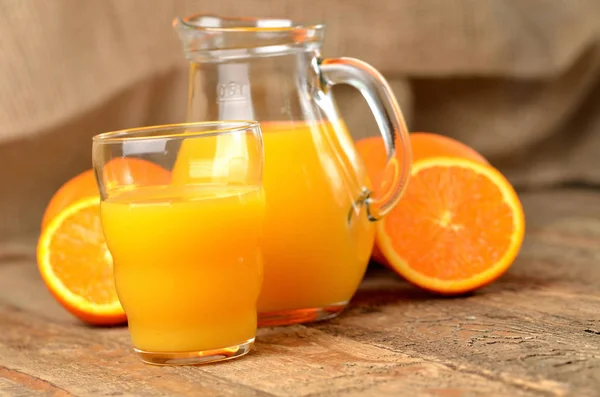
<box><xmin>216</xmin><ymin>82</ymin><xmax>250</xmax><ymax>103</ymax></box>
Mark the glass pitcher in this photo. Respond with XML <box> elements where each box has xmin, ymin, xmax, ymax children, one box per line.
<box><xmin>173</xmin><ymin>14</ymin><xmax>412</xmax><ymax>326</ymax></box>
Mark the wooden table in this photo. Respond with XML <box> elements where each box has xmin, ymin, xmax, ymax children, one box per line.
<box><xmin>1</xmin><ymin>189</ymin><xmax>599</xmax><ymax>397</ymax></box>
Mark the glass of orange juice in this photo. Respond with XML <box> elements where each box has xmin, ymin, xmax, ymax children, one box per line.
<box><xmin>92</xmin><ymin>121</ymin><xmax>265</xmax><ymax>366</ymax></box>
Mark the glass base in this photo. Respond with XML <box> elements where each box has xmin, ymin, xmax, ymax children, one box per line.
<box><xmin>258</xmin><ymin>301</ymin><xmax>348</xmax><ymax>327</ymax></box>
<box><xmin>134</xmin><ymin>338</ymin><xmax>254</xmax><ymax>366</ymax></box>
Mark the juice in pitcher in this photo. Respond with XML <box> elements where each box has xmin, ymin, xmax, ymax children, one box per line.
<box><xmin>172</xmin><ymin>119</ymin><xmax>375</xmax><ymax>325</ymax></box>
<box><xmin>257</xmin><ymin>121</ymin><xmax>375</xmax><ymax>317</ymax></box>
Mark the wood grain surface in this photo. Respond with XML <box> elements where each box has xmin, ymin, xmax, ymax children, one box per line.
<box><xmin>1</xmin><ymin>188</ymin><xmax>599</xmax><ymax>397</ymax></box>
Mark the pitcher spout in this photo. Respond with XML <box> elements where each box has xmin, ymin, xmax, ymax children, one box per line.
<box><xmin>173</xmin><ymin>14</ymin><xmax>325</xmax><ymax>62</ymax></box>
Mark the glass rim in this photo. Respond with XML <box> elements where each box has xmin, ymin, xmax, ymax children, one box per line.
<box><xmin>92</xmin><ymin>121</ymin><xmax>261</xmax><ymax>143</ymax></box>
<box><xmin>175</xmin><ymin>13</ymin><xmax>325</xmax><ymax>33</ymax></box>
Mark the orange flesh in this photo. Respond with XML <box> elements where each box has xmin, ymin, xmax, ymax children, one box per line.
<box><xmin>47</xmin><ymin>202</ymin><xmax>119</xmax><ymax>305</ymax></box>
<box><xmin>383</xmin><ymin>164</ymin><xmax>515</xmax><ymax>280</ymax></box>
<box><xmin>355</xmin><ymin>133</ymin><xmax>490</xmax><ymax>269</ymax></box>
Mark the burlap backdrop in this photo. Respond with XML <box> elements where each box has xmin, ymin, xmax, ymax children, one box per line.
<box><xmin>1</xmin><ymin>0</ymin><xmax>600</xmax><ymax>252</ymax></box>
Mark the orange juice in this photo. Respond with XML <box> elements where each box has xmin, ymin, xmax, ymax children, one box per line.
<box><xmin>173</xmin><ymin>120</ymin><xmax>374</xmax><ymax>321</ymax></box>
<box><xmin>100</xmin><ymin>184</ymin><xmax>264</xmax><ymax>352</ymax></box>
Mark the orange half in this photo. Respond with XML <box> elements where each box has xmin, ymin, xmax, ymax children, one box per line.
<box><xmin>42</xmin><ymin>158</ymin><xmax>171</xmax><ymax>230</ymax></box>
<box><xmin>376</xmin><ymin>157</ymin><xmax>525</xmax><ymax>295</ymax></box>
<box><xmin>37</xmin><ymin>196</ymin><xmax>126</xmax><ymax>325</ymax></box>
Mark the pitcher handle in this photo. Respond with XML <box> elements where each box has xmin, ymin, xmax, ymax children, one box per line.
<box><xmin>319</xmin><ymin>57</ymin><xmax>412</xmax><ymax>221</ymax></box>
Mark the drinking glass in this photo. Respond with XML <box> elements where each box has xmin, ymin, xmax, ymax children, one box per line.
<box><xmin>92</xmin><ymin>121</ymin><xmax>264</xmax><ymax>365</ymax></box>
